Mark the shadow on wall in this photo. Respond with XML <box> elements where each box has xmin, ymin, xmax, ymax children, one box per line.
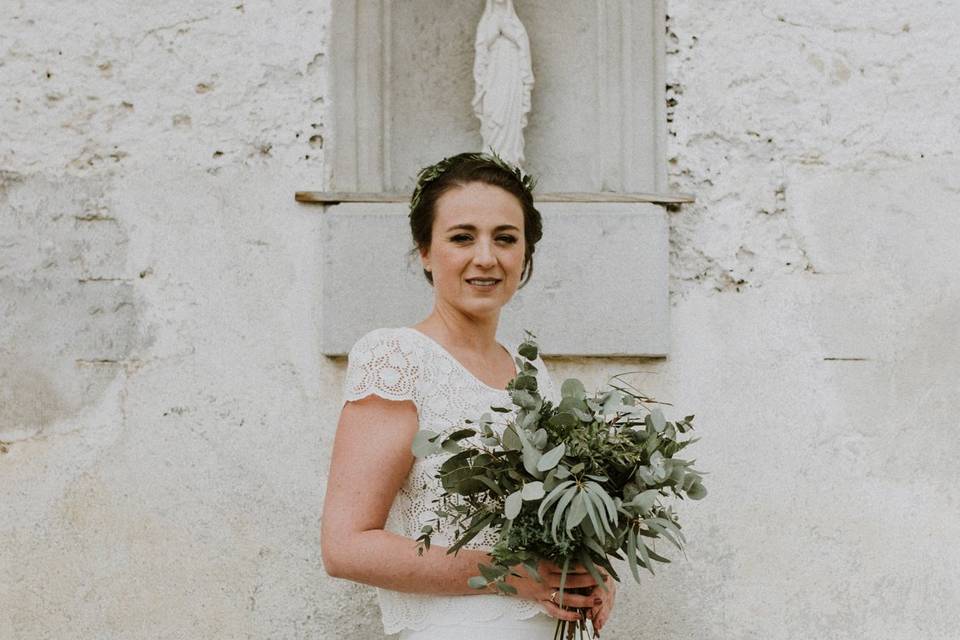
<box><xmin>0</xmin><ymin>171</ymin><xmax>149</xmax><ymax>447</ymax></box>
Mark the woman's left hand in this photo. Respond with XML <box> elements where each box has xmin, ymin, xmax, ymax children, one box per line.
<box><xmin>588</xmin><ymin>572</ymin><xmax>617</xmax><ymax>634</ymax></box>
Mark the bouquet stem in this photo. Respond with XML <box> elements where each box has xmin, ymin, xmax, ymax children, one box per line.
<box><xmin>552</xmin><ymin>586</ymin><xmax>597</xmax><ymax>639</ymax></box>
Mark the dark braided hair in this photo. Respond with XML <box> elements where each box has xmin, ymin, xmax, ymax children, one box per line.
<box><xmin>407</xmin><ymin>152</ymin><xmax>543</xmax><ymax>289</ymax></box>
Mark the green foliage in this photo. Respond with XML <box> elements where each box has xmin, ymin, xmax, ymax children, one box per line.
<box><xmin>412</xmin><ymin>329</ymin><xmax>709</xmax><ymax>635</ymax></box>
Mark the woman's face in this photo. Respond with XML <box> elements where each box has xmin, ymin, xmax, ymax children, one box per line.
<box><xmin>420</xmin><ymin>181</ymin><xmax>526</xmax><ymax>320</ymax></box>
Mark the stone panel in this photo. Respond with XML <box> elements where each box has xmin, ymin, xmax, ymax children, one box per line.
<box><xmin>320</xmin><ymin>202</ymin><xmax>669</xmax><ymax>356</ymax></box>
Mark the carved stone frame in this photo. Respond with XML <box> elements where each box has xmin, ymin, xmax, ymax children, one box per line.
<box><xmin>328</xmin><ymin>0</ymin><xmax>670</xmax><ymax>196</ymax></box>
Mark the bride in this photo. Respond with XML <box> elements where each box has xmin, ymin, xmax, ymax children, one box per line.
<box><xmin>321</xmin><ymin>153</ymin><xmax>617</xmax><ymax>638</ymax></box>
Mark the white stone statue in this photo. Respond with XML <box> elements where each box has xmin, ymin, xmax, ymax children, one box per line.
<box><xmin>472</xmin><ymin>0</ymin><xmax>534</xmax><ymax>167</ymax></box>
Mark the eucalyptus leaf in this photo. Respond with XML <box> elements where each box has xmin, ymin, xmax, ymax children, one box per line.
<box><xmin>441</xmin><ymin>439</ymin><xmax>463</xmax><ymax>454</ymax></box>
<box><xmin>645</xmin><ymin>546</ymin><xmax>671</xmax><ymax>564</ymax></box>
<box><xmin>650</xmin><ymin>407</ymin><xmax>666</xmax><ymax>432</ymax></box>
<box><xmin>537</xmin><ymin>480</ymin><xmax>576</xmax><ymax>523</ymax></box>
<box><xmin>565</xmin><ymin>491</ymin><xmax>587</xmax><ymax>534</ymax></box>
<box><xmin>543</xmin><ymin>473</ymin><xmax>558</xmax><ymax>492</ymax></box>
<box><xmin>627</xmin><ymin>527</ymin><xmax>641</xmax><ymax>582</ymax></box>
<box><xmin>495</xmin><ymin>581</ymin><xmax>517</xmax><ymax>595</ymax></box>
<box><xmin>581</xmin><ymin>490</ymin><xmax>605</xmax><ymax>543</ymax></box>
<box><xmin>601</xmin><ymin>389</ymin><xmax>624</xmax><ymax>414</ymax></box>
<box><xmin>578</xmin><ymin>549</ymin><xmax>608</xmax><ymax>593</ymax></box>
<box><xmin>532</xmin><ymin>428</ymin><xmax>548</xmax><ymax>449</ymax></box>
<box><xmin>474</xmin><ymin>475</ymin><xmax>505</xmax><ymax>496</ymax></box>
<box><xmin>644</xmin><ymin>430</ymin><xmax>659</xmax><ymax>455</ymax></box>
<box><xmin>688</xmin><ymin>481</ymin><xmax>708</xmax><ymax>500</ymax></box>
<box><xmin>669</xmin><ymin>462</ymin><xmax>686</xmax><ymax>484</ymax></box>
<box><xmin>550</xmin><ymin>487</ymin><xmax>577</xmax><ymax>542</ymax></box>
<box><xmin>411</xmin><ymin>430</ymin><xmax>441</xmax><ymax>457</ymax></box>
<box><xmin>521</xmin><ymin>442</ymin><xmax>543</xmax><ymax>479</ymax></box>
<box><xmin>510</xmin><ymin>389</ymin><xmax>540</xmax><ymax>410</ymax></box>
<box><xmin>521</xmin><ymin>481</ymin><xmax>545</xmax><ymax>501</ymax></box>
<box><xmin>561</xmin><ymin>378</ymin><xmax>586</xmax><ymax>400</ymax></box>
<box><xmin>645</xmin><ymin>520</ymin><xmax>682</xmax><ymax>550</ymax></box>
<box><xmin>447</xmin><ymin>428</ymin><xmax>476</xmax><ymax>441</ymax></box>
<box><xmin>518</xmin><ymin>342</ymin><xmax>539</xmax><ymax>361</ymax></box>
<box><xmin>583</xmin><ymin>534</ymin><xmax>607</xmax><ymax>560</ymax></box>
<box><xmin>536</xmin><ymin>443</ymin><xmax>565</xmax><ymax>472</ymax></box>
<box><xmin>520</xmin><ymin>410</ymin><xmax>540</xmax><ymax>430</ymax></box>
<box><xmin>501</xmin><ymin>425</ymin><xmax>522</xmax><ymax>451</ymax></box>
<box><xmin>631</xmin><ymin>489</ymin><xmax>660</xmax><ymax>514</ymax></box>
<box><xmin>467</xmin><ymin>576</ymin><xmax>488</xmax><ymax>589</ymax></box>
<box><xmin>479</xmin><ymin>563</ymin><xmax>501</xmax><ymax>581</ymax></box>
<box><xmin>584</xmin><ymin>482</ymin><xmax>617</xmax><ymax>535</ymax></box>
<box><xmin>504</xmin><ymin>490</ymin><xmax>522</xmax><ymax>520</ymax></box>
<box><xmin>517</xmin><ymin>428</ymin><xmax>545</xmax><ymax>479</ymax></box>
<box><xmin>572</xmin><ymin>408</ymin><xmax>594</xmax><ymax>423</ymax></box>
<box><xmin>548</xmin><ymin>412</ymin><xmax>578</xmax><ymax>428</ymax></box>
<box><xmin>635</xmin><ymin>533</ymin><xmax>654</xmax><ymax>574</ymax></box>
<box><xmin>635</xmin><ymin>466</ymin><xmax>655</xmax><ymax>486</ymax></box>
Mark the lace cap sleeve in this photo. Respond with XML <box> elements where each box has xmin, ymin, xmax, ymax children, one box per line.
<box><xmin>341</xmin><ymin>328</ymin><xmax>421</xmax><ymax>407</ymax></box>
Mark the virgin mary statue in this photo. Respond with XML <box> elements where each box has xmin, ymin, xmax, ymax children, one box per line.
<box><xmin>472</xmin><ymin>0</ymin><xmax>534</xmax><ymax>167</ymax></box>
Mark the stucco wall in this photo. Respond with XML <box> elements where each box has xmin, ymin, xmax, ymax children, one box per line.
<box><xmin>2</xmin><ymin>1</ymin><xmax>958</xmax><ymax>639</ymax></box>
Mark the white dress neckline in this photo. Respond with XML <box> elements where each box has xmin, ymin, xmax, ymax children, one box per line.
<box><xmin>400</xmin><ymin>326</ymin><xmax>518</xmax><ymax>394</ymax></box>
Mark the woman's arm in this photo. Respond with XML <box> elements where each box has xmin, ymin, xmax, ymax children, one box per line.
<box><xmin>321</xmin><ymin>393</ymin><xmax>490</xmax><ymax>593</ymax></box>
<box><xmin>320</xmin><ymin>394</ymin><xmax>598</xmax><ymax>619</ymax></box>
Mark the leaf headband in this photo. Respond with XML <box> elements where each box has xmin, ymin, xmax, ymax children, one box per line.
<box><xmin>409</xmin><ymin>150</ymin><xmax>538</xmax><ymax>215</ymax></box>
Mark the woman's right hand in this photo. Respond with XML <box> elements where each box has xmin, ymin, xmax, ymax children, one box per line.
<box><xmin>506</xmin><ymin>559</ymin><xmax>602</xmax><ymax>623</ymax></box>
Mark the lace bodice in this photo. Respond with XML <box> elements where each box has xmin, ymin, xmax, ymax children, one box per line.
<box><xmin>340</xmin><ymin>326</ymin><xmax>560</xmax><ymax>634</ymax></box>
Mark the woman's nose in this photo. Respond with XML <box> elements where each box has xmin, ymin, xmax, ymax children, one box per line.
<box><xmin>473</xmin><ymin>241</ymin><xmax>496</xmax><ymax>266</ymax></box>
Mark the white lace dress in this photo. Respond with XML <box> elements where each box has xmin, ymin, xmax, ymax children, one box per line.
<box><xmin>340</xmin><ymin>326</ymin><xmax>561</xmax><ymax>637</ymax></box>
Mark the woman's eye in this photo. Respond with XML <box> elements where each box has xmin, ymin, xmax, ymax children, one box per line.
<box><xmin>450</xmin><ymin>234</ymin><xmax>517</xmax><ymax>243</ymax></box>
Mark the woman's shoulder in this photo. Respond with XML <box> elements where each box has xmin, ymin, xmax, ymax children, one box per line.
<box><xmin>347</xmin><ymin>326</ymin><xmax>420</xmax><ymax>354</ymax></box>
<box><xmin>342</xmin><ymin>327</ymin><xmax>425</xmax><ymax>406</ymax></box>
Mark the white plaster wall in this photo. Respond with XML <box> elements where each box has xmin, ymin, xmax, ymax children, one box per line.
<box><xmin>1</xmin><ymin>2</ymin><xmax>958</xmax><ymax>639</ymax></box>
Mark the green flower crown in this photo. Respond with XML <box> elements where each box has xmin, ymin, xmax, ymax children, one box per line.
<box><xmin>409</xmin><ymin>150</ymin><xmax>538</xmax><ymax>214</ymax></box>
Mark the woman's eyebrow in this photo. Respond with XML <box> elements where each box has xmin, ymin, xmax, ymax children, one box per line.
<box><xmin>445</xmin><ymin>224</ymin><xmax>520</xmax><ymax>232</ymax></box>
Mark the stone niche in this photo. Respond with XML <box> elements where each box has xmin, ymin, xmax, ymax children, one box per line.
<box><xmin>317</xmin><ymin>0</ymin><xmax>678</xmax><ymax>356</ymax></box>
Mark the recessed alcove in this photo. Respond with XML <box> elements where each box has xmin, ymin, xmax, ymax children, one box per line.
<box><xmin>304</xmin><ymin>0</ymin><xmax>692</xmax><ymax>356</ymax></box>
<box><xmin>328</xmin><ymin>0</ymin><xmax>668</xmax><ymax>193</ymax></box>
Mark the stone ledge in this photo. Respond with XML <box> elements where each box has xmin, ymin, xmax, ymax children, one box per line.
<box><xmin>297</xmin><ymin>191</ymin><xmax>695</xmax><ymax>205</ymax></box>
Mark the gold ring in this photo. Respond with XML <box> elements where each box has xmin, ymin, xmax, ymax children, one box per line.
<box><xmin>550</xmin><ymin>590</ymin><xmax>559</xmax><ymax>605</ymax></box>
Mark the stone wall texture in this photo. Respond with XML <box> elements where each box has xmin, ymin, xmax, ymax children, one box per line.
<box><xmin>2</xmin><ymin>1</ymin><xmax>958</xmax><ymax>638</ymax></box>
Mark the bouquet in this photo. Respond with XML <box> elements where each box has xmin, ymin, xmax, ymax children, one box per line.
<box><xmin>412</xmin><ymin>332</ymin><xmax>708</xmax><ymax>639</ymax></box>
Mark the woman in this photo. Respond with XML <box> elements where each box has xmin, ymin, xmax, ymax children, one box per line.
<box><xmin>321</xmin><ymin>153</ymin><xmax>617</xmax><ymax>638</ymax></box>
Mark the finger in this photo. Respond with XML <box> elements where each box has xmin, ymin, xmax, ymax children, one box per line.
<box><xmin>598</xmin><ymin>613</ymin><xmax>609</xmax><ymax>630</ymax></box>
<box><xmin>587</xmin><ymin>580</ymin><xmax>613</xmax><ymax>594</ymax></box>
<box><xmin>552</xmin><ymin>592</ymin><xmax>598</xmax><ymax>609</ymax></box>
<box><xmin>539</xmin><ymin>601</ymin><xmax>583</xmax><ymax>622</ymax></box>
<box><xmin>543</xmin><ymin>561</ymin><xmax>590</xmax><ymax>574</ymax></box>
<box><xmin>547</xmin><ymin>573</ymin><xmax>599</xmax><ymax>589</ymax></box>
